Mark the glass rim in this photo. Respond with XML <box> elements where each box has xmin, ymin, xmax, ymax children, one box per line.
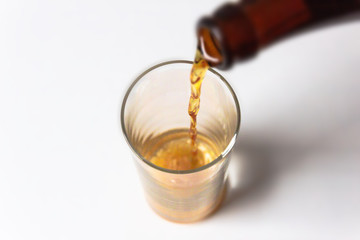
<box><xmin>120</xmin><ymin>60</ymin><xmax>241</xmax><ymax>174</ymax></box>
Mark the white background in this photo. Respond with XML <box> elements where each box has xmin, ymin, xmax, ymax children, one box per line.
<box><xmin>1</xmin><ymin>0</ymin><xmax>360</xmax><ymax>239</ymax></box>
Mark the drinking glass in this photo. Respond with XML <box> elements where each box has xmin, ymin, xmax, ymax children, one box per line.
<box><xmin>121</xmin><ymin>60</ymin><xmax>240</xmax><ymax>223</ymax></box>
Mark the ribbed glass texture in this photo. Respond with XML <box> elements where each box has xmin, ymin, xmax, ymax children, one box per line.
<box><xmin>121</xmin><ymin>61</ymin><xmax>240</xmax><ymax>222</ymax></box>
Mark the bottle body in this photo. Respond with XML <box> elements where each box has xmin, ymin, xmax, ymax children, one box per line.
<box><xmin>197</xmin><ymin>0</ymin><xmax>360</xmax><ymax>69</ymax></box>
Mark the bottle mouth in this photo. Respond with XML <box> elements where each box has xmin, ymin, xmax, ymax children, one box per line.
<box><xmin>197</xmin><ymin>18</ymin><xmax>231</xmax><ymax>70</ymax></box>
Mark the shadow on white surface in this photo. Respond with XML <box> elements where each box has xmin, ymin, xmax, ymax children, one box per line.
<box><xmin>217</xmin><ymin>121</ymin><xmax>360</xmax><ymax>222</ymax></box>
<box><xmin>211</xmin><ymin>55</ymin><xmax>360</xmax><ymax>221</ymax></box>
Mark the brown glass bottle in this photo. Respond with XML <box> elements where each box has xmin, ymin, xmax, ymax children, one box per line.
<box><xmin>197</xmin><ymin>0</ymin><xmax>360</xmax><ymax>69</ymax></box>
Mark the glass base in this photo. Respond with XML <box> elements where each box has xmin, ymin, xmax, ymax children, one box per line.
<box><xmin>146</xmin><ymin>180</ymin><xmax>228</xmax><ymax>223</ymax></box>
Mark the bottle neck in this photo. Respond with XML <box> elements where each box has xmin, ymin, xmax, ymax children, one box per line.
<box><xmin>197</xmin><ymin>0</ymin><xmax>360</xmax><ymax>69</ymax></box>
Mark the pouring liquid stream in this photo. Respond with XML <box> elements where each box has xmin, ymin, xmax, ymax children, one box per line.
<box><xmin>188</xmin><ymin>49</ymin><xmax>209</xmax><ymax>155</ymax></box>
<box><xmin>144</xmin><ymin>50</ymin><xmax>216</xmax><ymax>171</ymax></box>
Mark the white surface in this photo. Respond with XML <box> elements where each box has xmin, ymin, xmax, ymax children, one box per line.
<box><xmin>0</xmin><ymin>0</ymin><xmax>360</xmax><ymax>239</ymax></box>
